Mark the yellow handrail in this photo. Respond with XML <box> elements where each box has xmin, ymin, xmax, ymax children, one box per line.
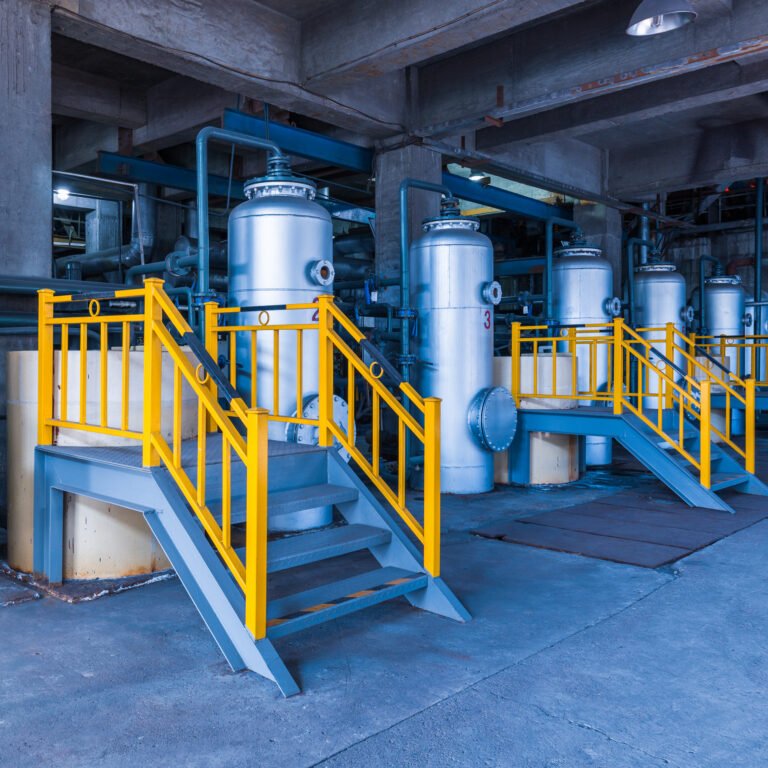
<box><xmin>510</xmin><ymin>318</ymin><xmax>757</xmax><ymax>486</ymax></box>
<box><xmin>37</xmin><ymin>280</ymin><xmax>270</xmax><ymax>640</ymax></box>
<box><xmin>206</xmin><ymin>294</ymin><xmax>442</xmax><ymax>577</ymax></box>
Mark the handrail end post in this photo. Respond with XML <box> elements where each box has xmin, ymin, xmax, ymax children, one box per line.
<box><xmin>37</xmin><ymin>289</ymin><xmax>56</xmax><ymax>446</ymax></box>
<box><xmin>423</xmin><ymin>396</ymin><xmax>441</xmax><ymax>577</ymax></box>
<box><xmin>245</xmin><ymin>406</ymin><xmax>269</xmax><ymax>640</ymax></box>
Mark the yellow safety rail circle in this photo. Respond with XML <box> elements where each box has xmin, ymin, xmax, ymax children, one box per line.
<box><xmin>195</xmin><ymin>363</ymin><xmax>210</xmax><ymax>384</ymax></box>
<box><xmin>88</xmin><ymin>299</ymin><xmax>101</xmax><ymax>317</ymax></box>
<box><xmin>258</xmin><ymin>310</ymin><xmax>270</xmax><ymax>326</ymax></box>
<box><xmin>369</xmin><ymin>361</ymin><xmax>384</xmax><ymax>380</ymax></box>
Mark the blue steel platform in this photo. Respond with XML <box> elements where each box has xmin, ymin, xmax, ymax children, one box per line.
<box><xmin>34</xmin><ymin>437</ymin><xmax>469</xmax><ymax>696</ymax></box>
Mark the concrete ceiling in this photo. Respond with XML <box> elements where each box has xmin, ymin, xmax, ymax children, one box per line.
<box><xmin>48</xmin><ymin>0</ymin><xmax>768</xmax><ymax>200</ymax></box>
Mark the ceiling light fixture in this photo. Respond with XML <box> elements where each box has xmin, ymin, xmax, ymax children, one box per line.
<box><xmin>626</xmin><ymin>0</ymin><xmax>697</xmax><ymax>36</ymax></box>
<box><xmin>53</xmin><ymin>187</ymin><xmax>71</xmax><ymax>202</ymax></box>
<box><xmin>468</xmin><ymin>170</ymin><xmax>491</xmax><ymax>186</ymax></box>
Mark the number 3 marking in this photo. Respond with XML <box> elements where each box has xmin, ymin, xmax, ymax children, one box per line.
<box><xmin>483</xmin><ymin>310</ymin><xmax>491</xmax><ymax>330</ymax></box>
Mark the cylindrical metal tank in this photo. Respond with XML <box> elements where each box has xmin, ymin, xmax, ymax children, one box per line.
<box><xmin>634</xmin><ymin>263</ymin><xmax>688</xmax><ymax>408</ymax></box>
<box><xmin>412</xmin><ymin>200</ymin><xmax>515</xmax><ymax>494</ymax></box>
<box><xmin>228</xmin><ymin>159</ymin><xmax>335</xmax><ymax>530</ymax></box>
<box><xmin>228</xmin><ymin>159</ymin><xmax>334</xmax><ymax>438</ymax></box>
<box><xmin>705</xmin><ymin>275</ymin><xmax>745</xmax><ymax>337</ymax></box>
<box><xmin>705</xmin><ymin>275</ymin><xmax>746</xmax><ymax>435</ymax></box>
<box><xmin>552</xmin><ymin>245</ymin><xmax>617</xmax><ymax>466</ymax></box>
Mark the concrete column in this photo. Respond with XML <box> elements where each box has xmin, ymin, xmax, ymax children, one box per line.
<box><xmin>374</xmin><ymin>144</ymin><xmax>442</xmax><ymax>303</ymax></box>
<box><xmin>0</xmin><ymin>0</ymin><xmax>52</xmax><ymax>277</ymax></box>
<box><xmin>0</xmin><ymin>0</ymin><xmax>52</xmax><ymax>526</ymax></box>
<box><xmin>574</xmin><ymin>203</ymin><xmax>623</xmax><ymax>298</ymax></box>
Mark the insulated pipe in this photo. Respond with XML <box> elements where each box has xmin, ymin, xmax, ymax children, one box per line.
<box><xmin>0</xmin><ymin>275</ymin><xmax>123</xmax><ymax>295</ymax></box>
<box><xmin>544</xmin><ymin>217</ymin><xmax>579</xmax><ymax>323</ymax></box>
<box><xmin>639</xmin><ymin>202</ymin><xmax>651</xmax><ymax>264</ymax></box>
<box><xmin>399</xmin><ymin>178</ymin><xmax>455</xmax><ymax>380</ymax></box>
<box><xmin>195</xmin><ymin>126</ymin><xmax>285</xmax><ymax>303</ymax></box>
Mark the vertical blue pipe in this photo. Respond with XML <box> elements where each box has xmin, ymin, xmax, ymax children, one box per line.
<box><xmin>195</xmin><ymin>127</ymin><xmax>285</xmax><ymax>313</ymax></box>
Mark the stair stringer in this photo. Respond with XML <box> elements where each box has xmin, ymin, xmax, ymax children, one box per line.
<box><xmin>325</xmin><ymin>450</ymin><xmax>471</xmax><ymax>623</ymax></box>
<box><xmin>33</xmin><ymin>447</ymin><xmax>300</xmax><ymax>697</ymax></box>
<box><xmin>514</xmin><ymin>408</ymin><xmax>736</xmax><ymax>512</ymax></box>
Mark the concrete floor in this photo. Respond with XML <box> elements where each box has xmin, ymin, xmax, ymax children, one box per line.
<box><xmin>1</xmin><ymin>460</ymin><xmax>767</xmax><ymax>767</ymax></box>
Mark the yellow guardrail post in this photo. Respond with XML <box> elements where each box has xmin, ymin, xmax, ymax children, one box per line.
<box><xmin>665</xmin><ymin>323</ymin><xmax>675</xmax><ymax>410</ymax></box>
<box><xmin>317</xmin><ymin>294</ymin><xmax>335</xmax><ymax>447</ymax></box>
<box><xmin>37</xmin><ymin>289</ymin><xmax>55</xmax><ymax>446</ymax></box>
<box><xmin>204</xmin><ymin>301</ymin><xmax>220</xmax><ymax>433</ymax></box>
<box><xmin>700</xmin><ymin>379</ymin><xmax>711</xmax><ymax>488</ymax></box>
<box><xmin>510</xmin><ymin>322</ymin><xmax>521</xmax><ymax>405</ymax></box>
<box><xmin>746</xmin><ymin>377</ymin><xmax>756</xmax><ymax>474</ymax></box>
<box><xmin>423</xmin><ymin>396</ymin><xmax>441</xmax><ymax>577</ymax></box>
<box><xmin>143</xmin><ymin>279</ymin><xmax>164</xmax><ymax>467</ymax></box>
<box><xmin>613</xmin><ymin>318</ymin><xmax>624</xmax><ymax>415</ymax></box>
<box><xmin>244</xmin><ymin>406</ymin><xmax>269</xmax><ymax>640</ymax></box>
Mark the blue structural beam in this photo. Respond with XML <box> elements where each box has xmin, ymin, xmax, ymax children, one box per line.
<box><xmin>442</xmin><ymin>172</ymin><xmax>571</xmax><ymax>222</ymax></box>
<box><xmin>223</xmin><ymin>109</ymin><xmax>374</xmax><ymax>173</ymax></box>
<box><xmin>495</xmin><ymin>257</ymin><xmax>545</xmax><ymax>276</ymax></box>
<box><xmin>97</xmin><ymin>152</ymin><xmax>246</xmax><ymax>201</ymax></box>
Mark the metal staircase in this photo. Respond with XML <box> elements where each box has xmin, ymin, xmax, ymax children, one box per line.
<box><xmin>33</xmin><ymin>280</ymin><xmax>468</xmax><ymax>696</ymax></box>
<box><xmin>511</xmin><ymin>407</ymin><xmax>768</xmax><ymax>512</ymax></box>
<box><xmin>510</xmin><ymin>318</ymin><xmax>767</xmax><ymax>513</ymax></box>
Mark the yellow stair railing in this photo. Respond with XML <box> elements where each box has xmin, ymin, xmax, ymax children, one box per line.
<box><xmin>205</xmin><ymin>294</ymin><xmax>442</xmax><ymax>576</ymax></box>
<box><xmin>510</xmin><ymin>318</ymin><xmax>756</xmax><ymax>489</ymax></box>
<box><xmin>37</xmin><ymin>279</ymin><xmax>270</xmax><ymax>639</ymax></box>
<box><xmin>692</xmin><ymin>332</ymin><xmax>768</xmax><ymax>387</ymax></box>
<box><xmin>38</xmin><ymin>279</ymin><xmax>442</xmax><ymax>629</ymax></box>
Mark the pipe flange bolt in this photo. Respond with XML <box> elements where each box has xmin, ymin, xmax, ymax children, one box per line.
<box><xmin>482</xmin><ymin>281</ymin><xmax>503</xmax><ymax>306</ymax></box>
<box><xmin>309</xmin><ymin>259</ymin><xmax>335</xmax><ymax>287</ymax></box>
<box><xmin>394</xmin><ymin>307</ymin><xmax>418</xmax><ymax>320</ymax></box>
<box><xmin>604</xmin><ymin>297</ymin><xmax>623</xmax><ymax>318</ymax></box>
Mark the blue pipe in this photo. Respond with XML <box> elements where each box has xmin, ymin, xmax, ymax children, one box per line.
<box><xmin>398</xmin><ymin>179</ymin><xmax>455</xmax><ymax>381</ymax></box>
<box><xmin>195</xmin><ymin>126</ymin><xmax>285</xmax><ymax>308</ymax></box>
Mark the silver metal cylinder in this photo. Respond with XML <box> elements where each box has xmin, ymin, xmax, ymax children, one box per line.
<box><xmin>705</xmin><ymin>275</ymin><xmax>746</xmax><ymax>435</ymax></box>
<box><xmin>229</xmin><ymin>175</ymin><xmax>333</xmax><ymax>440</ymax></box>
<box><xmin>412</xmin><ymin>214</ymin><xmax>501</xmax><ymax>494</ymax></box>
<box><xmin>552</xmin><ymin>246</ymin><xmax>614</xmax><ymax>466</ymax></box>
<box><xmin>705</xmin><ymin>275</ymin><xmax>745</xmax><ymax>337</ymax></box>
<box><xmin>634</xmin><ymin>263</ymin><xmax>687</xmax><ymax>407</ymax></box>
<box><xmin>228</xmin><ymin>172</ymin><xmax>334</xmax><ymax>530</ymax></box>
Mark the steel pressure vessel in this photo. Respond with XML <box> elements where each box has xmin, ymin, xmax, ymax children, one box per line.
<box><xmin>634</xmin><ymin>263</ymin><xmax>688</xmax><ymax>408</ymax></box>
<box><xmin>228</xmin><ymin>164</ymin><xmax>334</xmax><ymax>441</ymax></box>
<box><xmin>704</xmin><ymin>275</ymin><xmax>745</xmax><ymax>337</ymax></box>
<box><xmin>412</xmin><ymin>203</ymin><xmax>513</xmax><ymax>494</ymax></box>
<box><xmin>552</xmin><ymin>245</ymin><xmax>617</xmax><ymax>466</ymax></box>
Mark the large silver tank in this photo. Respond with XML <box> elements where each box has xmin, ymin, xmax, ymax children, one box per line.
<box><xmin>228</xmin><ymin>161</ymin><xmax>335</xmax><ymax>529</ymax></box>
<box><xmin>705</xmin><ymin>275</ymin><xmax>747</xmax><ymax>435</ymax></box>
<box><xmin>412</xmin><ymin>202</ymin><xmax>515</xmax><ymax>494</ymax></box>
<box><xmin>704</xmin><ymin>275</ymin><xmax>745</xmax><ymax>337</ymax></box>
<box><xmin>552</xmin><ymin>245</ymin><xmax>617</xmax><ymax>466</ymax></box>
<box><xmin>634</xmin><ymin>263</ymin><xmax>688</xmax><ymax>408</ymax></box>
<box><xmin>228</xmin><ymin>162</ymin><xmax>334</xmax><ymax>436</ymax></box>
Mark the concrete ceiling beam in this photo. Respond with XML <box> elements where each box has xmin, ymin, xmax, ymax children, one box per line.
<box><xmin>52</xmin><ymin>64</ymin><xmax>146</xmax><ymax>127</ymax></box>
<box><xmin>476</xmin><ymin>60</ymin><xmax>768</xmax><ymax>148</ymax></box>
<box><xmin>50</xmin><ymin>0</ymin><xmax>402</xmax><ymax>137</ymax></box>
<box><xmin>415</xmin><ymin>0</ymin><xmax>768</xmax><ymax>137</ymax></box>
<box><xmin>301</xmin><ymin>0</ymin><xmax>594</xmax><ymax>87</ymax></box>
<box><xmin>132</xmin><ymin>77</ymin><xmax>237</xmax><ymax>152</ymax></box>
<box><xmin>608</xmin><ymin>118</ymin><xmax>768</xmax><ymax>197</ymax></box>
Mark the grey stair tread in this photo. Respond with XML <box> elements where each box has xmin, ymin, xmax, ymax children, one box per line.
<box><xmin>711</xmin><ymin>473</ymin><xmax>749</xmax><ymax>492</ymax></box>
<box><xmin>210</xmin><ymin>483</ymin><xmax>359</xmax><ymax>525</ymax></box>
<box><xmin>235</xmin><ymin>524</ymin><xmax>391</xmax><ymax>573</ymax></box>
<box><xmin>267</xmin><ymin>566</ymin><xmax>427</xmax><ymax>638</ymax></box>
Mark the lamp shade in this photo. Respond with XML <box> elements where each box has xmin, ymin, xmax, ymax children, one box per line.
<box><xmin>626</xmin><ymin>0</ymin><xmax>697</xmax><ymax>36</ymax></box>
